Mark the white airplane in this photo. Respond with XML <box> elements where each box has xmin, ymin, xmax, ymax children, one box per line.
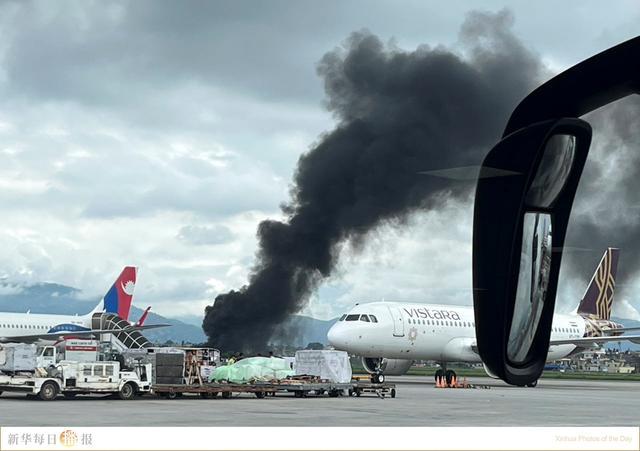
<box><xmin>0</xmin><ymin>267</ymin><xmax>167</xmax><ymax>343</ymax></box>
<box><xmin>328</xmin><ymin>248</ymin><xmax>640</xmax><ymax>386</ymax></box>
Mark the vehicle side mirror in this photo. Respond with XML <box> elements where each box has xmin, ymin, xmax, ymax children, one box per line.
<box><xmin>473</xmin><ymin>118</ymin><xmax>592</xmax><ymax>385</ymax></box>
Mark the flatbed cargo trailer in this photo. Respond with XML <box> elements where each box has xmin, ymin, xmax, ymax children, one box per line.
<box><xmin>269</xmin><ymin>382</ymin><xmax>353</xmax><ymax>398</ymax></box>
<box><xmin>349</xmin><ymin>381</ymin><xmax>396</xmax><ymax>398</ymax></box>
<box><xmin>153</xmin><ymin>382</ymin><xmax>277</xmax><ymax>399</ymax></box>
<box><xmin>152</xmin><ymin>380</ymin><xmax>396</xmax><ymax>399</ymax></box>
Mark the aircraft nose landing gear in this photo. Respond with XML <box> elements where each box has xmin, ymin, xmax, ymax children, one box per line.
<box><xmin>371</xmin><ymin>373</ymin><xmax>385</xmax><ymax>384</ymax></box>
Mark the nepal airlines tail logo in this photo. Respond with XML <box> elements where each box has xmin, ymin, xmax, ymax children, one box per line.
<box><xmin>103</xmin><ymin>266</ymin><xmax>137</xmax><ymax>320</ymax></box>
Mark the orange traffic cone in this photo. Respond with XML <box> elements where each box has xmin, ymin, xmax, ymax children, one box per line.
<box><xmin>452</xmin><ymin>375</ymin><xmax>457</xmax><ymax>388</ymax></box>
<box><xmin>435</xmin><ymin>376</ymin><xmax>441</xmax><ymax>388</ymax></box>
<box><xmin>437</xmin><ymin>376</ymin><xmax>443</xmax><ymax>388</ymax></box>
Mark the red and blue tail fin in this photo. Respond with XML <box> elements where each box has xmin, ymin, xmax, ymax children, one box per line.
<box><xmin>578</xmin><ymin>248</ymin><xmax>619</xmax><ymax>320</ymax></box>
<box><xmin>95</xmin><ymin>266</ymin><xmax>137</xmax><ymax>320</ymax></box>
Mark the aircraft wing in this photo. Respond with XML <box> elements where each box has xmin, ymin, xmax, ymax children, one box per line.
<box><xmin>0</xmin><ymin>324</ymin><xmax>171</xmax><ymax>343</ymax></box>
<box><xmin>550</xmin><ymin>334</ymin><xmax>640</xmax><ymax>346</ymax></box>
<box><xmin>0</xmin><ymin>330</ymin><xmax>113</xmax><ymax>343</ymax></box>
<box><xmin>124</xmin><ymin>324</ymin><xmax>171</xmax><ymax>331</ymax></box>
<box><xmin>603</xmin><ymin>326</ymin><xmax>640</xmax><ymax>334</ymax></box>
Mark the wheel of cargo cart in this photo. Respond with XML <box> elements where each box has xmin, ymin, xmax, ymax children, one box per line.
<box><xmin>118</xmin><ymin>382</ymin><xmax>136</xmax><ymax>400</ymax></box>
<box><xmin>329</xmin><ymin>390</ymin><xmax>340</xmax><ymax>397</ymax></box>
<box><xmin>355</xmin><ymin>389</ymin><xmax>361</xmax><ymax>397</ymax></box>
<box><xmin>221</xmin><ymin>391</ymin><xmax>232</xmax><ymax>399</ymax></box>
<box><xmin>390</xmin><ymin>388</ymin><xmax>396</xmax><ymax>398</ymax></box>
<box><xmin>255</xmin><ymin>391</ymin><xmax>266</xmax><ymax>399</ymax></box>
<box><xmin>294</xmin><ymin>390</ymin><xmax>302</xmax><ymax>398</ymax></box>
<box><xmin>166</xmin><ymin>392</ymin><xmax>178</xmax><ymax>399</ymax></box>
<box><xmin>200</xmin><ymin>392</ymin><xmax>215</xmax><ymax>399</ymax></box>
<box><xmin>434</xmin><ymin>368</ymin><xmax>445</xmax><ymax>383</ymax></box>
<box><xmin>526</xmin><ymin>380</ymin><xmax>538</xmax><ymax>388</ymax></box>
<box><xmin>38</xmin><ymin>381</ymin><xmax>58</xmax><ymax>401</ymax></box>
<box><xmin>348</xmin><ymin>388</ymin><xmax>354</xmax><ymax>397</ymax></box>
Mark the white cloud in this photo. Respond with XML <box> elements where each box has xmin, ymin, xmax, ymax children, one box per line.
<box><xmin>612</xmin><ymin>298</ymin><xmax>640</xmax><ymax>322</ymax></box>
<box><xmin>177</xmin><ymin>224</ymin><xmax>234</xmax><ymax>246</ymax></box>
<box><xmin>0</xmin><ymin>1</ymin><xmax>638</xmax><ymax>325</ymax></box>
<box><xmin>0</xmin><ymin>283</ymin><xmax>24</xmax><ymax>296</ymax></box>
<box><xmin>302</xmin><ymin>198</ymin><xmax>474</xmax><ymax>319</ymax></box>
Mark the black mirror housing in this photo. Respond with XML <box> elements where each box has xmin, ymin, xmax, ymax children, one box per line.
<box><xmin>473</xmin><ymin>118</ymin><xmax>592</xmax><ymax>385</ymax></box>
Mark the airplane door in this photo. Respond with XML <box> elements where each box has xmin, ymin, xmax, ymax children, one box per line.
<box><xmin>388</xmin><ymin>306</ymin><xmax>405</xmax><ymax>337</ymax></box>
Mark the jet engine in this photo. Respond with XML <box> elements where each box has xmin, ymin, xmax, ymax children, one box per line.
<box><xmin>362</xmin><ymin>357</ymin><xmax>413</xmax><ymax>375</ymax></box>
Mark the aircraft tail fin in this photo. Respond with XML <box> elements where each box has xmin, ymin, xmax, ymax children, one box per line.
<box><xmin>577</xmin><ymin>248</ymin><xmax>619</xmax><ymax>320</ymax></box>
<box><xmin>91</xmin><ymin>267</ymin><xmax>137</xmax><ymax>320</ymax></box>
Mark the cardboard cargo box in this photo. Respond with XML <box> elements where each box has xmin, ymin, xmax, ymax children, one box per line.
<box><xmin>293</xmin><ymin>350</ymin><xmax>352</xmax><ymax>383</ymax></box>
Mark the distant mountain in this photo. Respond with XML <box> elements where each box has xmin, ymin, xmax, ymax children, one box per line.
<box><xmin>177</xmin><ymin>313</ymin><xmax>338</xmax><ymax>347</ymax></box>
<box><xmin>129</xmin><ymin>308</ymin><xmax>206</xmax><ymax>345</ymax></box>
<box><xmin>280</xmin><ymin>315</ymin><xmax>338</xmax><ymax>347</ymax></box>
<box><xmin>173</xmin><ymin>314</ymin><xmax>204</xmax><ymax>327</ymax></box>
<box><xmin>0</xmin><ymin>282</ymin><xmax>341</xmax><ymax>347</ymax></box>
<box><xmin>4</xmin><ymin>281</ymin><xmax>635</xmax><ymax>352</ymax></box>
<box><xmin>0</xmin><ymin>282</ymin><xmax>206</xmax><ymax>344</ymax></box>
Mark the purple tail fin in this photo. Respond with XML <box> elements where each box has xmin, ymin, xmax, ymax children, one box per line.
<box><xmin>577</xmin><ymin>248</ymin><xmax>619</xmax><ymax>320</ymax></box>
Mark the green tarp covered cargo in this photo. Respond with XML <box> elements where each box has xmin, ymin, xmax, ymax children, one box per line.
<box><xmin>210</xmin><ymin>357</ymin><xmax>294</xmax><ymax>383</ymax></box>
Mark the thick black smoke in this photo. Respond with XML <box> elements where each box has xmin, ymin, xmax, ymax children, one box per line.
<box><xmin>561</xmin><ymin>96</ymin><xmax>640</xmax><ymax>308</ymax></box>
<box><xmin>202</xmin><ymin>10</ymin><xmax>547</xmax><ymax>351</ymax></box>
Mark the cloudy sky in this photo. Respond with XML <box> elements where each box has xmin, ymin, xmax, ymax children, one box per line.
<box><xmin>0</xmin><ymin>1</ymin><xmax>639</xmax><ymax>323</ymax></box>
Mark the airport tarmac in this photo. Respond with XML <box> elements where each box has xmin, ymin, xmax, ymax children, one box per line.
<box><xmin>1</xmin><ymin>376</ymin><xmax>638</xmax><ymax>426</ymax></box>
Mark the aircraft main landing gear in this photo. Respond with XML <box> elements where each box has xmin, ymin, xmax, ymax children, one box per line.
<box><xmin>434</xmin><ymin>364</ymin><xmax>457</xmax><ymax>385</ymax></box>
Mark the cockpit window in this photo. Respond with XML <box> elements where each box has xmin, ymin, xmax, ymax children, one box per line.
<box><xmin>369</xmin><ymin>315</ymin><xmax>378</xmax><ymax>323</ymax></box>
<box><xmin>345</xmin><ymin>314</ymin><xmax>360</xmax><ymax>321</ymax></box>
<box><xmin>339</xmin><ymin>314</ymin><xmax>347</xmax><ymax>321</ymax></box>
<box><xmin>360</xmin><ymin>315</ymin><xmax>370</xmax><ymax>322</ymax></box>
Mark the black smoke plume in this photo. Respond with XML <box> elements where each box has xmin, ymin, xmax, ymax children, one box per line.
<box><xmin>561</xmin><ymin>96</ymin><xmax>640</xmax><ymax>309</ymax></box>
<box><xmin>202</xmin><ymin>10</ymin><xmax>547</xmax><ymax>351</ymax></box>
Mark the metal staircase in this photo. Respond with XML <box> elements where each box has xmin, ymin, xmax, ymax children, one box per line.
<box><xmin>91</xmin><ymin>313</ymin><xmax>151</xmax><ymax>350</ymax></box>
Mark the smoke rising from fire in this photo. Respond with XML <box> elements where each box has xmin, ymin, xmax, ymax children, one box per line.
<box><xmin>202</xmin><ymin>10</ymin><xmax>548</xmax><ymax>351</ymax></box>
<box><xmin>561</xmin><ymin>97</ymin><xmax>640</xmax><ymax>310</ymax></box>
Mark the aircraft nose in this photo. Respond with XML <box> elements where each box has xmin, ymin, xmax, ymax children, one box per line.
<box><xmin>327</xmin><ymin>323</ymin><xmax>348</xmax><ymax>349</ymax></box>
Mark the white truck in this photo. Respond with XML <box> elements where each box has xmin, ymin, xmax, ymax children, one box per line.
<box><xmin>0</xmin><ymin>360</ymin><xmax>152</xmax><ymax>401</ymax></box>
<box><xmin>0</xmin><ymin>341</ymin><xmax>100</xmax><ymax>372</ymax></box>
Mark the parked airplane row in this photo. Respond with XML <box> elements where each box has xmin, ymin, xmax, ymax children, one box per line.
<box><xmin>0</xmin><ymin>267</ymin><xmax>168</xmax><ymax>343</ymax></box>
<box><xmin>328</xmin><ymin>248</ymin><xmax>640</xmax><ymax>386</ymax></box>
